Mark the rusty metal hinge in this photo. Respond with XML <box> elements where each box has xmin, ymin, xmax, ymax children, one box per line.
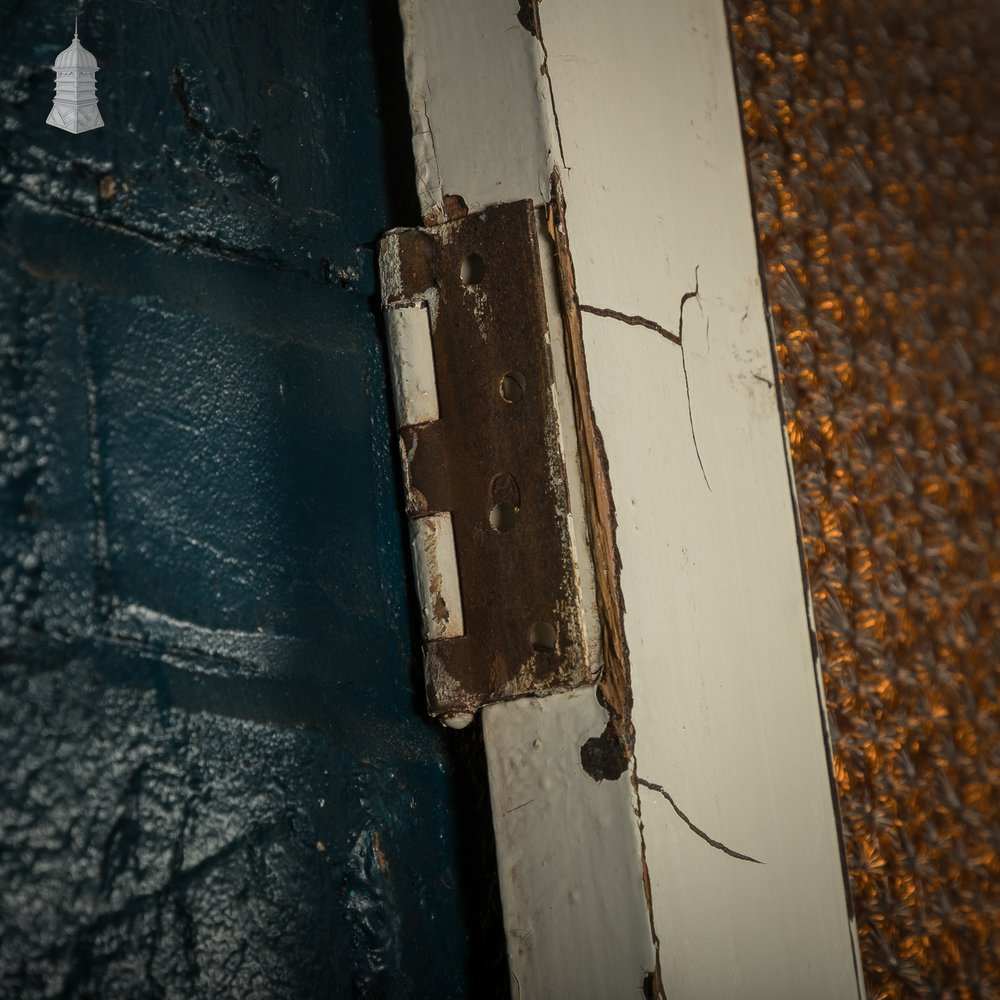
<box><xmin>379</xmin><ymin>200</ymin><xmax>594</xmax><ymax>725</ymax></box>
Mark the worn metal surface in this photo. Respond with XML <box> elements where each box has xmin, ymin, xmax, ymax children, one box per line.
<box><xmin>729</xmin><ymin>2</ymin><xmax>1000</xmax><ymax>996</ymax></box>
<box><xmin>0</xmin><ymin>1</ymin><xmax>506</xmax><ymax>997</ymax></box>
<box><xmin>380</xmin><ymin>200</ymin><xmax>591</xmax><ymax>719</ymax></box>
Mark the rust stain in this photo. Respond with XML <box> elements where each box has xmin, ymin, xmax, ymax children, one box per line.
<box><xmin>372</xmin><ymin>831</ymin><xmax>389</xmax><ymax>876</ymax></box>
<box><xmin>546</xmin><ymin>169</ymin><xmax>633</xmax><ymax>765</ymax></box>
<box><xmin>381</xmin><ymin>200</ymin><xmax>590</xmax><ymax>718</ymax></box>
<box><xmin>386</xmin><ymin>229</ymin><xmax>437</xmax><ymax>301</ymax></box>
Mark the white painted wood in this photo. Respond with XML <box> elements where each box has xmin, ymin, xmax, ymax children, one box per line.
<box><xmin>483</xmin><ymin>691</ymin><xmax>656</xmax><ymax>999</ymax></box>
<box><xmin>397</xmin><ymin>1</ymin><xmax>864</xmax><ymax>997</ymax></box>
<box><xmin>399</xmin><ymin>1</ymin><xmax>556</xmax><ymax>221</ymax></box>
<box><xmin>400</xmin><ymin>8</ymin><xmax>657</xmax><ymax>992</ymax></box>
<box><xmin>539</xmin><ymin>3</ymin><xmax>863</xmax><ymax>995</ymax></box>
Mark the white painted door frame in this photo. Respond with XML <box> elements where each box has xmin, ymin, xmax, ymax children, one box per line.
<box><xmin>392</xmin><ymin>2</ymin><xmax>865</xmax><ymax>997</ymax></box>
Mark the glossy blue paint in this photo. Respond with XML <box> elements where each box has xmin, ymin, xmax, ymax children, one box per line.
<box><xmin>0</xmin><ymin>2</ymin><xmax>504</xmax><ymax>996</ymax></box>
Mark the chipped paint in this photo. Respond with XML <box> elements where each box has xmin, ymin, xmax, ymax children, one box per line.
<box><xmin>546</xmin><ymin>173</ymin><xmax>634</xmax><ymax>773</ymax></box>
<box><xmin>409</xmin><ymin>513</ymin><xmax>464</xmax><ymax>642</ymax></box>
<box><xmin>385</xmin><ymin>304</ymin><xmax>440</xmax><ymax>428</ymax></box>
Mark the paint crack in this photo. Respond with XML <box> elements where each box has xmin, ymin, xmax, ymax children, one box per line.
<box><xmin>578</xmin><ymin>304</ymin><xmax>681</xmax><ymax>345</ymax></box>
<box><xmin>518</xmin><ymin>0</ymin><xmax>568</xmax><ymax>169</ymax></box>
<box><xmin>637</xmin><ymin>776</ymin><xmax>764</xmax><ymax>865</ymax></box>
<box><xmin>416</xmin><ymin>94</ymin><xmax>445</xmax><ymax>221</ymax></box>
<box><xmin>581</xmin><ymin>270</ymin><xmax>712</xmax><ymax>491</ymax></box>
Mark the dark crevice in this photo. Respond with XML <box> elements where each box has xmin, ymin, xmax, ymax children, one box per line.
<box><xmin>678</xmin><ymin>278</ymin><xmax>713</xmax><ymax>493</ymax></box>
<box><xmin>169</xmin><ymin>67</ymin><xmax>202</xmax><ymax>136</ymax></box>
<box><xmin>579</xmin><ymin>304</ymin><xmax>682</xmax><ymax>345</ymax></box>
<box><xmin>446</xmin><ymin>719</ymin><xmax>510</xmax><ymax>1000</ymax></box>
<box><xmin>78</xmin><ymin>304</ymin><xmax>113</xmax><ymax>624</ymax></box>
<box><xmin>9</xmin><ymin>183</ymin><xmax>295</xmax><ymax>271</ymax></box>
<box><xmin>367</xmin><ymin>0</ymin><xmax>423</xmax><ymax>228</ymax></box>
<box><xmin>168</xmin><ymin>66</ymin><xmax>272</xmax><ymax>181</ymax></box>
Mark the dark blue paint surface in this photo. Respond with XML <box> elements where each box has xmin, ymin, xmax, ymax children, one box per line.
<box><xmin>0</xmin><ymin>2</ymin><xmax>504</xmax><ymax>996</ymax></box>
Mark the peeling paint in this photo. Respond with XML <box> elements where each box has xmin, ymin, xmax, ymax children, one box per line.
<box><xmin>409</xmin><ymin>513</ymin><xmax>464</xmax><ymax>641</ymax></box>
<box><xmin>546</xmin><ymin>172</ymin><xmax>633</xmax><ymax>766</ymax></box>
<box><xmin>579</xmin><ymin>720</ymin><xmax>629</xmax><ymax>781</ymax></box>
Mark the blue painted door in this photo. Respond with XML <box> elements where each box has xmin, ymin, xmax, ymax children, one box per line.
<box><xmin>0</xmin><ymin>2</ymin><xmax>504</xmax><ymax>996</ymax></box>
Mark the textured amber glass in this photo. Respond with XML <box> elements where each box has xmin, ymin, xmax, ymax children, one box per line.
<box><xmin>728</xmin><ymin>2</ymin><xmax>1000</xmax><ymax>995</ymax></box>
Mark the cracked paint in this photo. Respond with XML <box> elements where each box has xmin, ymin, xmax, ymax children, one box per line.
<box><xmin>636</xmin><ymin>778</ymin><xmax>764</xmax><ymax>865</ymax></box>
<box><xmin>580</xmin><ymin>271</ymin><xmax>712</xmax><ymax>492</ymax></box>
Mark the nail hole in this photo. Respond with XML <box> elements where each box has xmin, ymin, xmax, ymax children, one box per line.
<box><xmin>461</xmin><ymin>253</ymin><xmax>486</xmax><ymax>285</ymax></box>
<box><xmin>529</xmin><ymin>622</ymin><xmax>557</xmax><ymax>652</ymax></box>
<box><xmin>500</xmin><ymin>371</ymin><xmax>526</xmax><ymax>403</ymax></box>
<box><xmin>489</xmin><ymin>502</ymin><xmax>517</xmax><ymax>533</ymax></box>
